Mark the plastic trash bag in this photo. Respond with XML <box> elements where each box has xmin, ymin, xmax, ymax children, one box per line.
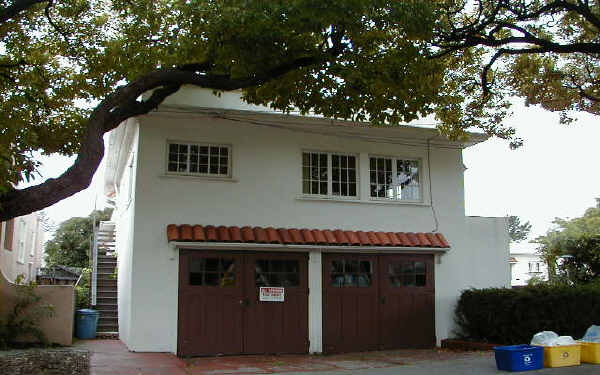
<box><xmin>531</xmin><ymin>331</ymin><xmax>559</xmax><ymax>346</ymax></box>
<box><xmin>553</xmin><ymin>336</ymin><xmax>576</xmax><ymax>346</ymax></box>
<box><xmin>582</xmin><ymin>325</ymin><xmax>600</xmax><ymax>343</ymax></box>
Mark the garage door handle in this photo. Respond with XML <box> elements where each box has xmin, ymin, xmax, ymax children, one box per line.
<box><xmin>381</xmin><ymin>296</ymin><xmax>386</xmax><ymax>304</ymax></box>
<box><xmin>239</xmin><ymin>298</ymin><xmax>249</xmax><ymax>307</ymax></box>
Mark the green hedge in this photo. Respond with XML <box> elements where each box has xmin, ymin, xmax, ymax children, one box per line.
<box><xmin>455</xmin><ymin>284</ymin><xmax>600</xmax><ymax>344</ymax></box>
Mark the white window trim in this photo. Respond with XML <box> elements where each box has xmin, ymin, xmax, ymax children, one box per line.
<box><xmin>367</xmin><ymin>154</ymin><xmax>423</xmax><ymax>204</ymax></box>
<box><xmin>301</xmin><ymin>150</ymin><xmax>360</xmax><ymax>200</ymax></box>
<box><xmin>165</xmin><ymin>141</ymin><xmax>233</xmax><ymax>179</ymax></box>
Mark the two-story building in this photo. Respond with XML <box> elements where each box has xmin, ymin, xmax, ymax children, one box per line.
<box><xmin>0</xmin><ymin>213</ymin><xmax>44</xmax><ymax>283</ymax></box>
<box><xmin>104</xmin><ymin>87</ymin><xmax>510</xmax><ymax>356</ymax></box>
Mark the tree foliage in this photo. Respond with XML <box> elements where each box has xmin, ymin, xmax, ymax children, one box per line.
<box><xmin>507</xmin><ymin>215</ymin><xmax>532</xmax><ymax>242</ymax></box>
<box><xmin>434</xmin><ymin>1</ymin><xmax>600</xmax><ymax>124</ymax></box>
<box><xmin>0</xmin><ymin>275</ymin><xmax>55</xmax><ymax>349</ymax></box>
<box><xmin>44</xmin><ymin>208</ymin><xmax>112</xmax><ymax>268</ymax></box>
<box><xmin>535</xmin><ymin>199</ymin><xmax>600</xmax><ymax>284</ymax></box>
<box><xmin>0</xmin><ymin>1</ymin><xmax>599</xmax><ymax>221</ymax></box>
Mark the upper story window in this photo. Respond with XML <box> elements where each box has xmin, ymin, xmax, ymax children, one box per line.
<box><xmin>167</xmin><ymin>142</ymin><xmax>230</xmax><ymax>177</ymax></box>
<box><xmin>369</xmin><ymin>156</ymin><xmax>420</xmax><ymax>201</ymax></box>
<box><xmin>528</xmin><ymin>262</ymin><xmax>541</xmax><ymax>273</ymax></box>
<box><xmin>302</xmin><ymin>152</ymin><xmax>358</xmax><ymax>198</ymax></box>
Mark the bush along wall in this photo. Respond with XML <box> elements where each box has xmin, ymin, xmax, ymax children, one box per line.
<box><xmin>455</xmin><ymin>284</ymin><xmax>600</xmax><ymax>344</ymax></box>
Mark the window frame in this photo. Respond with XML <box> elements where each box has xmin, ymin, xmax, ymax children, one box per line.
<box><xmin>301</xmin><ymin>150</ymin><xmax>360</xmax><ymax>200</ymax></box>
<box><xmin>3</xmin><ymin>219</ymin><xmax>14</xmax><ymax>251</ymax></box>
<box><xmin>368</xmin><ymin>154</ymin><xmax>423</xmax><ymax>203</ymax></box>
<box><xmin>165</xmin><ymin>140</ymin><xmax>233</xmax><ymax>179</ymax></box>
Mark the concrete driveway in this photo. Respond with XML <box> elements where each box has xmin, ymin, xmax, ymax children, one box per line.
<box><xmin>76</xmin><ymin>340</ymin><xmax>599</xmax><ymax>375</ymax></box>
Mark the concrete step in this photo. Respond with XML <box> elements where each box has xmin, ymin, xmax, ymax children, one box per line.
<box><xmin>97</xmin><ymin>297</ymin><xmax>117</xmax><ymax>305</ymax></box>
<box><xmin>97</xmin><ymin>311</ymin><xmax>118</xmax><ymax>318</ymax></box>
<box><xmin>97</xmin><ymin>281</ymin><xmax>117</xmax><ymax>288</ymax></box>
<box><xmin>97</xmin><ymin>291</ymin><xmax>117</xmax><ymax>299</ymax></box>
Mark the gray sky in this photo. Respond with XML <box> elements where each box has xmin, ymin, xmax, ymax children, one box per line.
<box><xmin>30</xmin><ymin>100</ymin><xmax>599</xmax><ymax>249</ymax></box>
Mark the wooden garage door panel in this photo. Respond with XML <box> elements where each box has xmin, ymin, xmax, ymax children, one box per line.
<box><xmin>323</xmin><ymin>254</ymin><xmax>379</xmax><ymax>353</ymax></box>
<box><xmin>244</xmin><ymin>253</ymin><xmax>308</xmax><ymax>354</ymax></box>
<box><xmin>178</xmin><ymin>251</ymin><xmax>244</xmax><ymax>356</ymax></box>
<box><xmin>323</xmin><ymin>253</ymin><xmax>435</xmax><ymax>353</ymax></box>
<box><xmin>378</xmin><ymin>254</ymin><xmax>435</xmax><ymax>350</ymax></box>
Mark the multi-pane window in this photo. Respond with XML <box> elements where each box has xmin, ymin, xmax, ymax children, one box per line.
<box><xmin>389</xmin><ymin>261</ymin><xmax>426</xmax><ymax>287</ymax></box>
<box><xmin>330</xmin><ymin>259</ymin><xmax>372</xmax><ymax>287</ymax></box>
<box><xmin>528</xmin><ymin>262</ymin><xmax>541</xmax><ymax>273</ymax></box>
<box><xmin>189</xmin><ymin>258</ymin><xmax>236</xmax><ymax>286</ymax></box>
<box><xmin>167</xmin><ymin>142</ymin><xmax>230</xmax><ymax>177</ymax></box>
<box><xmin>369</xmin><ymin>156</ymin><xmax>420</xmax><ymax>200</ymax></box>
<box><xmin>302</xmin><ymin>152</ymin><xmax>358</xmax><ymax>197</ymax></box>
<box><xmin>302</xmin><ymin>152</ymin><xmax>328</xmax><ymax>195</ymax></box>
<box><xmin>332</xmin><ymin>154</ymin><xmax>357</xmax><ymax>197</ymax></box>
<box><xmin>255</xmin><ymin>260</ymin><xmax>300</xmax><ymax>287</ymax></box>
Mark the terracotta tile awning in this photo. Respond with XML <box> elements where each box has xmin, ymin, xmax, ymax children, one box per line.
<box><xmin>167</xmin><ymin>224</ymin><xmax>450</xmax><ymax>248</ymax></box>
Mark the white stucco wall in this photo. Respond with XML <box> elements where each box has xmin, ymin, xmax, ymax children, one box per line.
<box><xmin>108</xmin><ymin>120</ymin><xmax>139</xmax><ymax>348</ymax></box>
<box><xmin>109</xmin><ymin>106</ymin><xmax>510</xmax><ymax>353</ymax></box>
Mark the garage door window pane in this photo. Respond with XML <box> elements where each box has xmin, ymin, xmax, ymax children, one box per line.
<box><xmin>190</xmin><ymin>258</ymin><xmax>236</xmax><ymax>286</ymax></box>
<box><xmin>330</xmin><ymin>259</ymin><xmax>372</xmax><ymax>287</ymax></box>
<box><xmin>256</xmin><ymin>260</ymin><xmax>300</xmax><ymax>287</ymax></box>
<box><xmin>389</xmin><ymin>261</ymin><xmax>426</xmax><ymax>287</ymax></box>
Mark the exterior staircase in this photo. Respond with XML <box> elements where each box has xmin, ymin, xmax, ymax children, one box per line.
<box><xmin>92</xmin><ymin>221</ymin><xmax>118</xmax><ymax>334</ymax></box>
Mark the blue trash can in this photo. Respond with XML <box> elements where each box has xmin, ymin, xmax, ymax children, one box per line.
<box><xmin>76</xmin><ymin>309</ymin><xmax>100</xmax><ymax>339</ymax></box>
<box><xmin>495</xmin><ymin>344</ymin><xmax>544</xmax><ymax>372</ymax></box>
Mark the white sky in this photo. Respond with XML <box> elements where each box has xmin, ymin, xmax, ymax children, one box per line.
<box><xmin>28</xmin><ymin>101</ymin><xmax>600</xmax><ymax>248</ymax></box>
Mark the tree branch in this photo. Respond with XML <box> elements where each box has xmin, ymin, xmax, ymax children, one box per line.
<box><xmin>0</xmin><ymin>51</ymin><xmax>336</xmax><ymax>221</ymax></box>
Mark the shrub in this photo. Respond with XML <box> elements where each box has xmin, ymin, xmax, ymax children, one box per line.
<box><xmin>75</xmin><ymin>268</ymin><xmax>91</xmax><ymax>310</ymax></box>
<box><xmin>455</xmin><ymin>284</ymin><xmax>600</xmax><ymax>344</ymax></box>
<box><xmin>0</xmin><ymin>275</ymin><xmax>55</xmax><ymax>349</ymax></box>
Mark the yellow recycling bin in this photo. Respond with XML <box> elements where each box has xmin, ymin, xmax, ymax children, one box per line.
<box><xmin>580</xmin><ymin>342</ymin><xmax>600</xmax><ymax>364</ymax></box>
<box><xmin>535</xmin><ymin>344</ymin><xmax>581</xmax><ymax>368</ymax></box>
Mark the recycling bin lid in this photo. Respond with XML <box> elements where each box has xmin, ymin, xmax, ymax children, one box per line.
<box><xmin>77</xmin><ymin>309</ymin><xmax>99</xmax><ymax>315</ymax></box>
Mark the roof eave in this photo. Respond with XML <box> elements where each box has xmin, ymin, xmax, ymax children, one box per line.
<box><xmin>169</xmin><ymin>241</ymin><xmax>450</xmax><ymax>254</ymax></box>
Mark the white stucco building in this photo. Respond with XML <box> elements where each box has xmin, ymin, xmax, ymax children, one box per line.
<box><xmin>510</xmin><ymin>244</ymin><xmax>548</xmax><ymax>286</ymax></box>
<box><xmin>104</xmin><ymin>88</ymin><xmax>510</xmax><ymax>355</ymax></box>
<box><xmin>0</xmin><ymin>212</ymin><xmax>45</xmax><ymax>283</ymax></box>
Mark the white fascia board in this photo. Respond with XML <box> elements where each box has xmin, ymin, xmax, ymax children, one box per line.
<box><xmin>169</xmin><ymin>241</ymin><xmax>450</xmax><ymax>254</ymax></box>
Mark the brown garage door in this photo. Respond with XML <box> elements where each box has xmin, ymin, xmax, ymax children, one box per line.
<box><xmin>323</xmin><ymin>253</ymin><xmax>435</xmax><ymax>353</ymax></box>
<box><xmin>178</xmin><ymin>250</ymin><xmax>308</xmax><ymax>356</ymax></box>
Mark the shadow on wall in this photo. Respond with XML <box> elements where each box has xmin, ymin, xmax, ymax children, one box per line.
<box><xmin>0</xmin><ymin>269</ymin><xmax>75</xmax><ymax>346</ymax></box>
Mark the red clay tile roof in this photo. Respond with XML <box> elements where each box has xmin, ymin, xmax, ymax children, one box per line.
<box><xmin>167</xmin><ymin>224</ymin><xmax>450</xmax><ymax>248</ymax></box>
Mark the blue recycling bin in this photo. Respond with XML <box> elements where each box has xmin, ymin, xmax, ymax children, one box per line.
<box><xmin>495</xmin><ymin>345</ymin><xmax>544</xmax><ymax>372</ymax></box>
<box><xmin>76</xmin><ymin>309</ymin><xmax>100</xmax><ymax>339</ymax></box>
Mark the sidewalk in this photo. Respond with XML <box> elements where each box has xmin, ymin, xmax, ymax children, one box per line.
<box><xmin>75</xmin><ymin>339</ymin><xmax>599</xmax><ymax>375</ymax></box>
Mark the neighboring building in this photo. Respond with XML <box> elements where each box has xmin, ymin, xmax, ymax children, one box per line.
<box><xmin>0</xmin><ymin>212</ymin><xmax>45</xmax><ymax>283</ymax></box>
<box><xmin>37</xmin><ymin>264</ymin><xmax>82</xmax><ymax>285</ymax></box>
<box><xmin>103</xmin><ymin>88</ymin><xmax>510</xmax><ymax>356</ymax></box>
<box><xmin>510</xmin><ymin>250</ymin><xmax>548</xmax><ymax>287</ymax></box>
